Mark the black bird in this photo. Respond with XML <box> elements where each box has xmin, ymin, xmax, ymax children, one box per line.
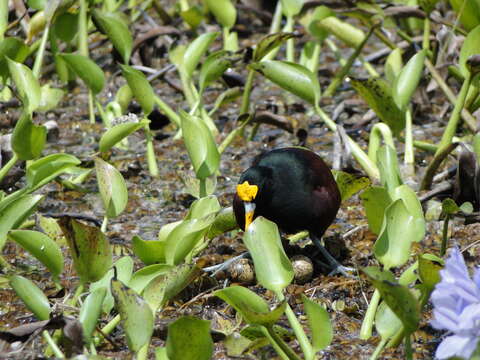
<box><xmin>233</xmin><ymin>147</ymin><xmax>347</xmax><ymax>274</ymax></box>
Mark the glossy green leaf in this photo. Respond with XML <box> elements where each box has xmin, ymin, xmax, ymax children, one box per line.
<box><xmin>99</xmin><ymin>120</ymin><xmax>148</xmax><ymax>153</ymax></box>
<box><xmin>184</xmin><ymin>32</ymin><xmax>219</xmax><ymax>78</ymax></box>
<box><xmin>253</xmin><ymin>32</ymin><xmax>296</xmax><ymax>62</ymax></box>
<box><xmin>332</xmin><ymin>171</ymin><xmax>370</xmax><ymax>202</ymax></box>
<box><xmin>0</xmin><ymin>194</ymin><xmax>43</xmax><ymax>250</ymax></box>
<box><xmin>0</xmin><ymin>0</ymin><xmax>7</xmax><ymax>39</ymax></box>
<box><xmin>10</xmin><ymin>275</ymin><xmax>51</xmax><ymax>320</ymax></box>
<box><xmin>385</xmin><ymin>48</ymin><xmax>403</xmax><ymax>85</ymax></box>
<box><xmin>377</xmin><ymin>145</ymin><xmax>402</xmax><ymax>194</ymax></box>
<box><xmin>79</xmin><ymin>287</ymin><xmax>107</xmax><ymax>342</ymax></box>
<box><xmin>90</xmin><ymin>256</ymin><xmax>134</xmax><ymax>314</ymax></box>
<box><xmin>393</xmin><ymin>50</ymin><xmax>426</xmax><ymax>110</ymax></box>
<box><xmin>181</xmin><ymin>111</ymin><xmax>220</xmax><ymax>180</ymax></box>
<box><xmin>8</xmin><ymin>230</ymin><xmax>63</xmax><ymax>280</ymax></box>
<box><xmin>158</xmin><ymin>221</ymin><xmax>182</xmax><ymax>242</ymax></box>
<box><xmin>143</xmin><ymin>264</ymin><xmax>202</xmax><ymax>311</ymax></box>
<box><xmin>12</xmin><ymin>111</ymin><xmax>46</xmax><ymax>160</ymax></box>
<box><xmin>115</xmin><ymin>84</ymin><xmax>133</xmax><ymax>113</ymax></box>
<box><xmin>59</xmin><ymin>217</ymin><xmax>112</xmax><ymax>283</ymax></box>
<box><xmin>166</xmin><ymin>316</ymin><xmax>213</xmax><ymax>360</ymax></box>
<box><xmin>199</xmin><ymin>50</ymin><xmax>233</xmax><ymax>94</ymax></box>
<box><xmin>59</xmin><ymin>53</ymin><xmax>105</xmax><ymax>94</ymax></box>
<box><xmin>243</xmin><ymin>217</ymin><xmax>294</xmax><ymax>294</ymax></box>
<box><xmin>315</xmin><ymin>16</ymin><xmax>365</xmax><ymax>48</ymax></box>
<box><xmin>92</xmin><ymin>10</ymin><xmax>132</xmax><ymax>64</ymax></box>
<box><xmin>111</xmin><ymin>278</ymin><xmax>154</xmax><ymax>352</ymax></box>
<box><xmin>181</xmin><ymin>5</ymin><xmax>204</xmax><ymax>29</ymax></box>
<box><xmin>129</xmin><ymin>264</ymin><xmax>172</xmax><ymax>293</ymax></box>
<box><xmin>460</xmin><ymin>25</ymin><xmax>480</xmax><ymax>77</ymax></box>
<box><xmin>185</xmin><ymin>195</ymin><xmax>221</xmax><ymax>219</ymax></box>
<box><xmin>120</xmin><ymin>64</ymin><xmax>154</xmax><ymax>115</ymax></box>
<box><xmin>206</xmin><ymin>206</ymin><xmax>238</xmax><ymax>239</ymax></box>
<box><xmin>0</xmin><ymin>37</ymin><xmax>29</xmax><ymax>80</ymax></box>
<box><xmin>442</xmin><ymin>198</ymin><xmax>461</xmax><ymax>215</ymax></box>
<box><xmin>7</xmin><ymin>57</ymin><xmax>41</xmax><ymax>112</ymax></box>
<box><xmin>164</xmin><ymin>214</ymin><xmax>216</xmax><ymax>265</ymax></box>
<box><xmin>449</xmin><ymin>0</ymin><xmax>480</xmax><ymax>31</ymax></box>
<box><xmin>391</xmin><ymin>185</ymin><xmax>425</xmax><ymax>243</ymax></box>
<box><xmin>215</xmin><ymin>286</ymin><xmax>286</xmax><ymax>325</ymax></box>
<box><xmin>304</xmin><ymin>6</ymin><xmax>332</xmax><ymax>40</ymax></box>
<box><xmin>27</xmin><ymin>153</ymin><xmax>81</xmax><ymax>191</ymax></box>
<box><xmin>363</xmin><ymin>266</ymin><xmax>420</xmax><ymax>335</ymax></box>
<box><xmin>350</xmin><ymin>78</ymin><xmax>405</xmax><ymax>135</ymax></box>
<box><xmin>302</xmin><ymin>295</ymin><xmax>332</xmax><ymax>351</ymax></box>
<box><xmin>38</xmin><ymin>84</ymin><xmax>64</xmax><ymax>112</ymax></box>
<box><xmin>281</xmin><ymin>0</ymin><xmax>303</xmax><ymax>17</ymax></box>
<box><xmin>360</xmin><ymin>186</ymin><xmax>392</xmax><ymax>235</ymax></box>
<box><xmin>132</xmin><ymin>235</ymin><xmax>166</xmax><ymax>265</ymax></box>
<box><xmin>251</xmin><ymin>60</ymin><xmax>320</xmax><ymax>105</ymax></box>
<box><xmin>375</xmin><ymin>301</ymin><xmax>402</xmax><ymax>340</ymax></box>
<box><xmin>374</xmin><ymin>199</ymin><xmax>415</xmax><ymax>270</ymax></box>
<box><xmin>204</xmin><ymin>0</ymin><xmax>236</xmax><ymax>28</ymax></box>
<box><xmin>53</xmin><ymin>12</ymin><xmax>78</xmax><ymax>43</ymax></box>
<box><xmin>95</xmin><ymin>157</ymin><xmax>128</xmax><ymax>218</ymax></box>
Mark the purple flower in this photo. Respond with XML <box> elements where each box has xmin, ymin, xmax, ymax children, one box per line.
<box><xmin>431</xmin><ymin>247</ymin><xmax>480</xmax><ymax>359</ymax></box>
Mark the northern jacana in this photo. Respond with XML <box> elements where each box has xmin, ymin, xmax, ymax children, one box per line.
<box><xmin>233</xmin><ymin>147</ymin><xmax>347</xmax><ymax>274</ymax></box>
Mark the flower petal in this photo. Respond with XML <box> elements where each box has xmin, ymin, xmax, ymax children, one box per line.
<box><xmin>435</xmin><ymin>334</ymin><xmax>478</xmax><ymax>359</ymax></box>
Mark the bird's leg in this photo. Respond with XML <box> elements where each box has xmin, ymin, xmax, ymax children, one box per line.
<box><xmin>311</xmin><ymin>235</ymin><xmax>355</xmax><ymax>277</ymax></box>
<box><xmin>202</xmin><ymin>252</ymin><xmax>250</xmax><ymax>276</ymax></box>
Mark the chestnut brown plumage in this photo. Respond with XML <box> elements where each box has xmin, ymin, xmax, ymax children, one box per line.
<box><xmin>233</xmin><ymin>147</ymin><xmax>346</xmax><ymax>274</ymax></box>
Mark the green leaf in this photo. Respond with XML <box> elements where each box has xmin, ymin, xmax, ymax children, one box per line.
<box><xmin>377</xmin><ymin>145</ymin><xmax>402</xmax><ymax>194</ymax></box>
<box><xmin>302</xmin><ymin>295</ymin><xmax>332</xmax><ymax>351</ymax></box>
<box><xmin>391</xmin><ymin>185</ymin><xmax>425</xmax><ymax>243</ymax></box>
<box><xmin>215</xmin><ymin>286</ymin><xmax>286</xmax><ymax>325</ymax></box>
<box><xmin>0</xmin><ymin>194</ymin><xmax>43</xmax><ymax>251</ymax></box>
<box><xmin>304</xmin><ymin>6</ymin><xmax>332</xmax><ymax>40</ymax></box>
<box><xmin>26</xmin><ymin>153</ymin><xmax>81</xmax><ymax>191</ymax></box>
<box><xmin>253</xmin><ymin>32</ymin><xmax>296</xmax><ymax>62</ymax></box>
<box><xmin>59</xmin><ymin>217</ymin><xmax>112</xmax><ymax>283</ymax></box>
<box><xmin>92</xmin><ymin>10</ymin><xmax>132</xmax><ymax>64</ymax></box>
<box><xmin>181</xmin><ymin>5</ymin><xmax>204</xmax><ymax>29</ymax></box>
<box><xmin>363</xmin><ymin>266</ymin><xmax>420</xmax><ymax>335</ymax></box>
<box><xmin>185</xmin><ymin>195</ymin><xmax>221</xmax><ymax>219</ymax></box>
<box><xmin>418</xmin><ymin>254</ymin><xmax>443</xmax><ymax>291</ymax></box>
<box><xmin>184</xmin><ymin>32</ymin><xmax>219</xmax><ymax>78</ymax></box>
<box><xmin>374</xmin><ymin>199</ymin><xmax>416</xmax><ymax>270</ymax></box>
<box><xmin>8</xmin><ymin>230</ymin><xmax>63</xmax><ymax>280</ymax></box>
<box><xmin>10</xmin><ymin>275</ymin><xmax>51</xmax><ymax>320</ymax></box>
<box><xmin>206</xmin><ymin>206</ymin><xmax>238</xmax><ymax>239</ymax></box>
<box><xmin>385</xmin><ymin>48</ymin><xmax>403</xmax><ymax>85</ymax></box>
<box><xmin>111</xmin><ymin>278</ymin><xmax>154</xmax><ymax>352</ymax></box>
<box><xmin>53</xmin><ymin>12</ymin><xmax>78</xmax><ymax>43</ymax></box>
<box><xmin>166</xmin><ymin>316</ymin><xmax>214</xmax><ymax>360</ymax></box>
<box><xmin>95</xmin><ymin>157</ymin><xmax>128</xmax><ymax>218</ymax></box>
<box><xmin>7</xmin><ymin>57</ymin><xmax>41</xmax><ymax>112</ymax></box>
<box><xmin>79</xmin><ymin>287</ymin><xmax>107</xmax><ymax>343</ymax></box>
<box><xmin>332</xmin><ymin>170</ymin><xmax>370</xmax><ymax>202</ymax></box>
<box><xmin>204</xmin><ymin>0</ymin><xmax>236</xmax><ymax>28</ymax></box>
<box><xmin>251</xmin><ymin>60</ymin><xmax>320</xmax><ymax>105</ymax></box>
<box><xmin>375</xmin><ymin>301</ymin><xmax>402</xmax><ymax>340</ymax></box>
<box><xmin>460</xmin><ymin>25</ymin><xmax>480</xmax><ymax>77</ymax></box>
<box><xmin>243</xmin><ymin>217</ymin><xmax>294</xmax><ymax>294</ymax></box>
<box><xmin>99</xmin><ymin>120</ymin><xmax>148</xmax><ymax>153</ymax></box>
<box><xmin>0</xmin><ymin>0</ymin><xmax>7</xmax><ymax>38</ymax></box>
<box><xmin>360</xmin><ymin>186</ymin><xmax>392</xmax><ymax>235</ymax></box>
<box><xmin>449</xmin><ymin>0</ymin><xmax>480</xmax><ymax>31</ymax></box>
<box><xmin>280</xmin><ymin>0</ymin><xmax>303</xmax><ymax>17</ymax></box>
<box><xmin>143</xmin><ymin>264</ymin><xmax>202</xmax><ymax>311</ymax></box>
<box><xmin>393</xmin><ymin>50</ymin><xmax>426</xmax><ymax>110</ymax></box>
<box><xmin>350</xmin><ymin>78</ymin><xmax>405</xmax><ymax>135</ymax></box>
<box><xmin>120</xmin><ymin>64</ymin><xmax>154</xmax><ymax>115</ymax></box>
<box><xmin>12</xmin><ymin>111</ymin><xmax>46</xmax><ymax>160</ymax></box>
<box><xmin>132</xmin><ymin>235</ymin><xmax>166</xmax><ymax>265</ymax></box>
<box><xmin>314</xmin><ymin>15</ymin><xmax>365</xmax><ymax>48</ymax></box>
<box><xmin>181</xmin><ymin>111</ymin><xmax>220</xmax><ymax>180</ymax></box>
<box><xmin>59</xmin><ymin>53</ymin><xmax>105</xmax><ymax>94</ymax></box>
<box><xmin>199</xmin><ymin>50</ymin><xmax>233</xmax><ymax>94</ymax></box>
<box><xmin>442</xmin><ymin>198</ymin><xmax>461</xmax><ymax>215</ymax></box>
<box><xmin>38</xmin><ymin>84</ymin><xmax>64</xmax><ymax>112</ymax></box>
<box><xmin>0</xmin><ymin>37</ymin><xmax>29</xmax><ymax>81</ymax></box>
<box><xmin>129</xmin><ymin>263</ymin><xmax>172</xmax><ymax>293</ymax></box>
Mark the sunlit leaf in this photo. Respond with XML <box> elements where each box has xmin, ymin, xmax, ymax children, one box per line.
<box><xmin>391</xmin><ymin>185</ymin><xmax>425</xmax><ymax>243</ymax></box>
<box><xmin>302</xmin><ymin>295</ymin><xmax>332</xmax><ymax>351</ymax></box>
<box><xmin>10</xmin><ymin>275</ymin><xmax>51</xmax><ymax>320</ymax></box>
<box><xmin>360</xmin><ymin>186</ymin><xmax>391</xmax><ymax>235</ymax></box>
<box><xmin>132</xmin><ymin>235</ymin><xmax>166</xmax><ymax>265</ymax></box>
<box><xmin>185</xmin><ymin>195</ymin><xmax>221</xmax><ymax>219</ymax></box>
<box><xmin>11</xmin><ymin>111</ymin><xmax>46</xmax><ymax>160</ymax></box>
<box><xmin>375</xmin><ymin>301</ymin><xmax>402</xmax><ymax>340</ymax></box>
<box><xmin>99</xmin><ymin>120</ymin><xmax>148</xmax><ymax>153</ymax></box>
<box><xmin>253</xmin><ymin>32</ymin><xmax>296</xmax><ymax>62</ymax></box>
<box><xmin>59</xmin><ymin>53</ymin><xmax>105</xmax><ymax>94</ymax></box>
<box><xmin>385</xmin><ymin>48</ymin><xmax>403</xmax><ymax>85</ymax></box>
<box><xmin>129</xmin><ymin>264</ymin><xmax>172</xmax><ymax>293</ymax></box>
<box><xmin>393</xmin><ymin>50</ymin><xmax>426</xmax><ymax>110</ymax></box>
<box><xmin>120</xmin><ymin>64</ymin><xmax>154</xmax><ymax>115</ymax></box>
<box><xmin>38</xmin><ymin>84</ymin><xmax>64</xmax><ymax>112</ymax></box>
<box><xmin>314</xmin><ymin>15</ymin><xmax>365</xmax><ymax>48</ymax></box>
<box><xmin>166</xmin><ymin>317</ymin><xmax>213</xmax><ymax>360</ymax></box>
<box><xmin>243</xmin><ymin>217</ymin><xmax>293</xmax><ymax>294</ymax></box>
<box><xmin>184</xmin><ymin>32</ymin><xmax>219</xmax><ymax>78</ymax></box>
<box><xmin>204</xmin><ymin>0</ymin><xmax>236</xmax><ymax>28</ymax></box>
<box><xmin>449</xmin><ymin>0</ymin><xmax>480</xmax><ymax>31</ymax></box>
<box><xmin>460</xmin><ymin>25</ymin><xmax>480</xmax><ymax>77</ymax></box>
<box><xmin>377</xmin><ymin>145</ymin><xmax>402</xmax><ymax>194</ymax></box>
<box><xmin>199</xmin><ymin>50</ymin><xmax>233</xmax><ymax>94</ymax></box>
<box><xmin>79</xmin><ymin>287</ymin><xmax>107</xmax><ymax>343</ymax></box>
<box><xmin>7</xmin><ymin>57</ymin><xmax>41</xmax><ymax>112</ymax></box>
<box><xmin>8</xmin><ymin>230</ymin><xmax>63</xmax><ymax>280</ymax></box>
<box><xmin>26</xmin><ymin>153</ymin><xmax>81</xmax><ymax>191</ymax></box>
<box><xmin>92</xmin><ymin>10</ymin><xmax>132</xmax><ymax>64</ymax></box>
<box><xmin>418</xmin><ymin>254</ymin><xmax>444</xmax><ymax>291</ymax></box>
<box><xmin>332</xmin><ymin>171</ymin><xmax>370</xmax><ymax>202</ymax></box>
<box><xmin>95</xmin><ymin>157</ymin><xmax>128</xmax><ymax>218</ymax></box>
<box><xmin>0</xmin><ymin>38</ymin><xmax>29</xmax><ymax>80</ymax></box>
<box><xmin>281</xmin><ymin>0</ymin><xmax>303</xmax><ymax>17</ymax></box>
<box><xmin>111</xmin><ymin>278</ymin><xmax>154</xmax><ymax>352</ymax></box>
<box><xmin>53</xmin><ymin>12</ymin><xmax>78</xmax><ymax>43</ymax></box>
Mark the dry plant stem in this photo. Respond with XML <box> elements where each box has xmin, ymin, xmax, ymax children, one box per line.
<box><xmin>359</xmin><ymin>289</ymin><xmax>381</xmax><ymax>339</ymax></box>
<box><xmin>425</xmin><ymin>59</ymin><xmax>476</xmax><ymax>131</ymax></box>
<box><xmin>324</xmin><ymin>25</ymin><xmax>376</xmax><ymax>97</ymax></box>
<box><xmin>420</xmin><ymin>142</ymin><xmax>459</xmax><ymax>190</ymax></box>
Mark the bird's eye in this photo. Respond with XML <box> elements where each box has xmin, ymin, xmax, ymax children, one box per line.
<box><xmin>237</xmin><ymin>181</ymin><xmax>258</xmax><ymax>201</ymax></box>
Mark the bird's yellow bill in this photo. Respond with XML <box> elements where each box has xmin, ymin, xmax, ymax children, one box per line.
<box><xmin>237</xmin><ymin>181</ymin><xmax>258</xmax><ymax>202</ymax></box>
<box><xmin>244</xmin><ymin>202</ymin><xmax>256</xmax><ymax>230</ymax></box>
